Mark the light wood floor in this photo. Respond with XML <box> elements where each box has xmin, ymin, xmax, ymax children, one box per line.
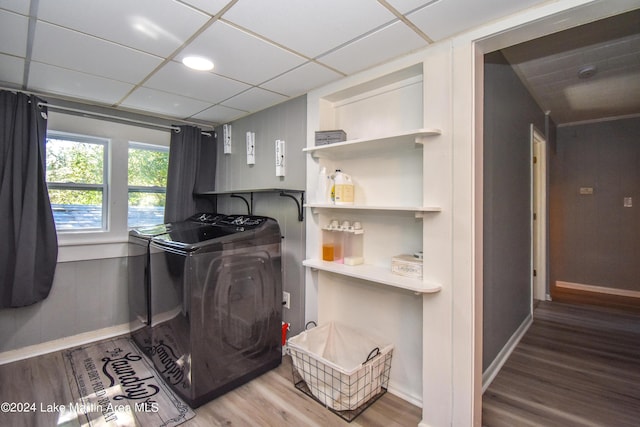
<box><xmin>0</xmin><ymin>348</ymin><xmax>421</xmax><ymax>427</ymax></box>
<box><xmin>483</xmin><ymin>300</ymin><xmax>640</xmax><ymax>427</ymax></box>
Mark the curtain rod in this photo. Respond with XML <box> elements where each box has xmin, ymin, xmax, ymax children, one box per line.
<box><xmin>0</xmin><ymin>87</ymin><xmax>214</xmax><ymax>136</ymax></box>
<box><xmin>37</xmin><ymin>102</ymin><xmax>213</xmax><ymax>137</ymax></box>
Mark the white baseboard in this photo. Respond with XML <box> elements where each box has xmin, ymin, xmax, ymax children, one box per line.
<box><xmin>482</xmin><ymin>313</ymin><xmax>532</xmax><ymax>393</ymax></box>
<box><xmin>0</xmin><ymin>323</ymin><xmax>131</xmax><ymax>365</ymax></box>
<box><xmin>556</xmin><ymin>281</ymin><xmax>640</xmax><ymax>299</ymax></box>
<box><xmin>387</xmin><ymin>384</ymin><xmax>422</xmax><ymax>409</ymax></box>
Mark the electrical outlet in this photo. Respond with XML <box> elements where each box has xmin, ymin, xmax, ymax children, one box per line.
<box><xmin>283</xmin><ymin>291</ymin><xmax>290</xmax><ymax>309</ymax></box>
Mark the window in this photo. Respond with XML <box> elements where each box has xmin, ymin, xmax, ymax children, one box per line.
<box><xmin>46</xmin><ymin>132</ymin><xmax>108</xmax><ymax>231</ymax></box>
<box><xmin>128</xmin><ymin>142</ymin><xmax>169</xmax><ymax>228</ymax></box>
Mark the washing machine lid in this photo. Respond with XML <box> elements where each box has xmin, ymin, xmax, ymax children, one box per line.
<box><xmin>185</xmin><ymin>212</ymin><xmax>226</xmax><ymax>224</ymax></box>
<box><xmin>150</xmin><ymin>215</ymin><xmax>276</xmax><ymax>251</ymax></box>
<box><xmin>151</xmin><ymin>225</ymin><xmax>235</xmax><ymax>250</ymax></box>
<box><xmin>128</xmin><ymin>212</ymin><xmax>224</xmax><ymax>239</ymax></box>
<box><xmin>215</xmin><ymin>215</ymin><xmax>270</xmax><ymax>229</ymax></box>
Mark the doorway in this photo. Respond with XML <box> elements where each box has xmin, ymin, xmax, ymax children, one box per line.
<box><xmin>531</xmin><ymin>125</ymin><xmax>548</xmax><ymax>303</ymax></box>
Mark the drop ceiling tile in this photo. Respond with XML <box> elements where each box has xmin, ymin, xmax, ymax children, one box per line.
<box><xmin>32</xmin><ymin>21</ymin><xmax>163</xmax><ymax>84</ymax></box>
<box><xmin>36</xmin><ymin>0</ymin><xmax>210</xmax><ymax>57</ymax></box>
<box><xmin>0</xmin><ymin>9</ymin><xmax>28</xmax><ymax>57</ymax></box>
<box><xmin>221</xmin><ymin>0</ymin><xmax>396</xmax><ymax>58</ymax></box>
<box><xmin>179</xmin><ymin>0</ymin><xmax>230</xmax><ymax>16</ymax></box>
<box><xmin>408</xmin><ymin>0</ymin><xmax>546</xmax><ymax>41</ymax></box>
<box><xmin>28</xmin><ymin>62</ymin><xmax>134</xmax><ymax>104</ymax></box>
<box><xmin>221</xmin><ymin>87</ymin><xmax>288</xmax><ymax>113</ymax></box>
<box><xmin>0</xmin><ymin>0</ymin><xmax>29</xmax><ymax>14</ymax></box>
<box><xmin>144</xmin><ymin>60</ymin><xmax>251</xmax><ymax>104</ymax></box>
<box><xmin>385</xmin><ymin>0</ymin><xmax>441</xmax><ymax>14</ymax></box>
<box><xmin>191</xmin><ymin>104</ymin><xmax>248</xmax><ymax>124</ymax></box>
<box><xmin>120</xmin><ymin>87</ymin><xmax>213</xmax><ymax>118</ymax></box>
<box><xmin>318</xmin><ymin>21</ymin><xmax>427</xmax><ymax>75</ymax></box>
<box><xmin>0</xmin><ymin>53</ymin><xmax>24</xmax><ymax>86</ymax></box>
<box><xmin>261</xmin><ymin>61</ymin><xmax>343</xmax><ymax>97</ymax></box>
<box><xmin>177</xmin><ymin>21</ymin><xmax>306</xmax><ymax>85</ymax></box>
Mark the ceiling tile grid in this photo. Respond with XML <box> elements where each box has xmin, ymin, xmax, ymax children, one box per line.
<box><xmin>28</xmin><ymin>61</ymin><xmax>135</xmax><ymax>105</ymax></box>
<box><xmin>318</xmin><ymin>20</ymin><xmax>428</xmax><ymax>75</ymax></box>
<box><xmin>176</xmin><ymin>20</ymin><xmax>307</xmax><ymax>86</ymax></box>
<box><xmin>0</xmin><ymin>54</ymin><xmax>24</xmax><ymax>86</ymax></box>
<box><xmin>36</xmin><ymin>0</ymin><xmax>211</xmax><ymax>57</ymax></box>
<box><xmin>143</xmin><ymin>60</ymin><xmax>252</xmax><ymax>105</ymax></box>
<box><xmin>119</xmin><ymin>85</ymin><xmax>214</xmax><ymax>118</ymax></box>
<box><xmin>31</xmin><ymin>21</ymin><xmax>164</xmax><ymax>84</ymax></box>
<box><xmin>0</xmin><ymin>0</ymin><xmax>29</xmax><ymax>14</ymax></box>
<box><xmin>220</xmin><ymin>0</ymin><xmax>397</xmax><ymax>58</ymax></box>
<box><xmin>0</xmin><ymin>1</ymin><xmax>637</xmax><ymax>126</ymax></box>
<box><xmin>0</xmin><ymin>9</ymin><xmax>28</xmax><ymax>57</ymax></box>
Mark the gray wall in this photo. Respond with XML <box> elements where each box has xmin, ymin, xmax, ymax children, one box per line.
<box><xmin>483</xmin><ymin>51</ymin><xmax>546</xmax><ymax>371</ymax></box>
<box><xmin>550</xmin><ymin>117</ymin><xmax>640</xmax><ymax>291</ymax></box>
<box><xmin>0</xmin><ymin>257</ymin><xmax>129</xmax><ymax>353</ymax></box>
<box><xmin>209</xmin><ymin>95</ymin><xmax>307</xmax><ymax>336</ymax></box>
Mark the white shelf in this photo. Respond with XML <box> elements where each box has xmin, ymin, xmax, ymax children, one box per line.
<box><xmin>303</xmin><ymin>259</ymin><xmax>441</xmax><ymax>294</ymax></box>
<box><xmin>304</xmin><ymin>128</ymin><xmax>441</xmax><ymax>158</ymax></box>
<box><xmin>306</xmin><ymin>203</ymin><xmax>441</xmax><ymax>215</ymax></box>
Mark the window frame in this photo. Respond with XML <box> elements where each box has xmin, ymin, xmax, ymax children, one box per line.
<box><xmin>46</xmin><ymin>131</ymin><xmax>110</xmax><ymax>232</ymax></box>
<box><xmin>127</xmin><ymin>141</ymin><xmax>169</xmax><ymax>228</ymax></box>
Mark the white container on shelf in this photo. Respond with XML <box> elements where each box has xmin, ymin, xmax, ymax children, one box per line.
<box><xmin>344</xmin><ymin>221</ymin><xmax>364</xmax><ymax>266</ymax></box>
<box><xmin>391</xmin><ymin>254</ymin><xmax>423</xmax><ymax>278</ymax></box>
<box><xmin>333</xmin><ymin>169</ymin><xmax>354</xmax><ymax>205</ymax></box>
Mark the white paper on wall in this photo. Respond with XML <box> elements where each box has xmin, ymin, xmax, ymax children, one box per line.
<box><xmin>246</xmin><ymin>131</ymin><xmax>256</xmax><ymax>164</ymax></box>
<box><xmin>223</xmin><ymin>124</ymin><xmax>232</xmax><ymax>154</ymax></box>
<box><xmin>275</xmin><ymin>139</ymin><xmax>285</xmax><ymax>176</ymax></box>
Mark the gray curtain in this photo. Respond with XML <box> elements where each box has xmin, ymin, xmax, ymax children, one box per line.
<box><xmin>164</xmin><ymin>125</ymin><xmax>216</xmax><ymax>222</ymax></box>
<box><xmin>0</xmin><ymin>91</ymin><xmax>58</xmax><ymax>308</ymax></box>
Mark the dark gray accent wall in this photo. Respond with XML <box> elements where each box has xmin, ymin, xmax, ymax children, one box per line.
<box><xmin>483</xmin><ymin>51</ymin><xmax>546</xmax><ymax>371</ymax></box>
<box><xmin>210</xmin><ymin>96</ymin><xmax>307</xmax><ymax>336</ymax></box>
<box><xmin>550</xmin><ymin>117</ymin><xmax>640</xmax><ymax>291</ymax></box>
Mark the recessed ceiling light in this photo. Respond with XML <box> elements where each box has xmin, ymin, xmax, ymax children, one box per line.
<box><xmin>182</xmin><ymin>56</ymin><xmax>214</xmax><ymax>71</ymax></box>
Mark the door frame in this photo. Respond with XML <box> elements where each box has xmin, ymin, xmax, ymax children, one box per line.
<box><xmin>531</xmin><ymin>125</ymin><xmax>548</xmax><ymax>303</ymax></box>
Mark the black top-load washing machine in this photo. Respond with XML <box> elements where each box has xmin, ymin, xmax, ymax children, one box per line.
<box><xmin>127</xmin><ymin>213</ymin><xmax>225</xmax><ymax>354</ymax></box>
<box><xmin>144</xmin><ymin>214</ymin><xmax>282</xmax><ymax>408</ymax></box>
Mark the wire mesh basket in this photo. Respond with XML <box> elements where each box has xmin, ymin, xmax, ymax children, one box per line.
<box><xmin>288</xmin><ymin>322</ymin><xmax>393</xmax><ymax>422</ymax></box>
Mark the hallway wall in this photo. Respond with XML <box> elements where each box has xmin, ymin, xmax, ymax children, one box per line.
<box><xmin>483</xmin><ymin>51</ymin><xmax>546</xmax><ymax>372</ymax></box>
<box><xmin>550</xmin><ymin>117</ymin><xmax>640</xmax><ymax>293</ymax></box>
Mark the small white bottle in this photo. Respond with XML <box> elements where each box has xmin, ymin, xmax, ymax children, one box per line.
<box><xmin>316</xmin><ymin>167</ymin><xmax>328</xmax><ymax>203</ymax></box>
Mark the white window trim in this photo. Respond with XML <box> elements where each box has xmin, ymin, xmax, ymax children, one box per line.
<box><xmin>47</xmin><ymin>131</ymin><xmax>110</xmax><ymax>232</ymax></box>
<box><xmin>47</xmin><ymin>112</ymin><xmax>170</xmax><ymax>262</ymax></box>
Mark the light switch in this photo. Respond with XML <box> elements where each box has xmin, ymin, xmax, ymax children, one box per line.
<box><xmin>624</xmin><ymin>197</ymin><xmax>632</xmax><ymax>208</ymax></box>
<box><xmin>579</xmin><ymin>187</ymin><xmax>593</xmax><ymax>195</ymax></box>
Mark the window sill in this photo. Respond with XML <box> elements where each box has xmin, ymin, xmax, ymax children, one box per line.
<box><xmin>57</xmin><ymin>233</ymin><xmax>129</xmax><ymax>263</ymax></box>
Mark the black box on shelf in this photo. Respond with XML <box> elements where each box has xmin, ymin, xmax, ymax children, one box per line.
<box><xmin>315</xmin><ymin>130</ymin><xmax>347</xmax><ymax>146</ymax></box>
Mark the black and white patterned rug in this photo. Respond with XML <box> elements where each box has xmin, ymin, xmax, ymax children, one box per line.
<box><xmin>63</xmin><ymin>337</ymin><xmax>195</xmax><ymax>427</ymax></box>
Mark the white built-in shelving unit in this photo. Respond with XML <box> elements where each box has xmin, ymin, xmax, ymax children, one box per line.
<box><xmin>304</xmin><ymin>65</ymin><xmax>442</xmax><ymax>294</ymax></box>
<box><xmin>304</xmin><ymin>56</ymin><xmax>450</xmax><ymax>405</ymax></box>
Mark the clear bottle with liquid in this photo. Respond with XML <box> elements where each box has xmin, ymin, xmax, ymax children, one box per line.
<box><xmin>321</xmin><ymin>219</ymin><xmax>342</xmax><ymax>262</ymax></box>
<box><xmin>344</xmin><ymin>221</ymin><xmax>364</xmax><ymax>265</ymax></box>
